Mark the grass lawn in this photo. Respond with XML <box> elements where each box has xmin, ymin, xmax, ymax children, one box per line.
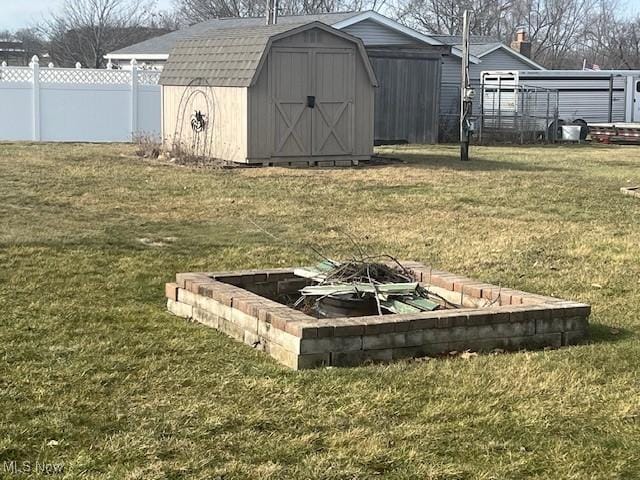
<box><xmin>1</xmin><ymin>142</ymin><xmax>639</xmax><ymax>479</ymax></box>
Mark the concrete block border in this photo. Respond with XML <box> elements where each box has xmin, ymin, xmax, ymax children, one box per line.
<box><xmin>165</xmin><ymin>262</ymin><xmax>590</xmax><ymax>369</ymax></box>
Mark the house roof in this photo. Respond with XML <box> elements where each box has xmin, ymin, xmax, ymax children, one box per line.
<box><xmin>430</xmin><ymin>34</ymin><xmax>498</xmax><ymax>46</ymax></box>
<box><xmin>0</xmin><ymin>40</ymin><xmax>26</xmax><ymax>53</ymax></box>
<box><xmin>433</xmin><ymin>35</ymin><xmax>545</xmax><ymax>70</ymax></box>
<box><xmin>107</xmin><ymin>10</ymin><xmax>443</xmax><ymax>59</ymax></box>
<box><xmin>158</xmin><ymin>21</ymin><xmax>377</xmax><ymax>88</ymax></box>
<box><xmin>472</xmin><ymin>43</ymin><xmax>545</xmax><ymax>69</ymax></box>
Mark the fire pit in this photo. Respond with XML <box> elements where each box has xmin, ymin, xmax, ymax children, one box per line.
<box><xmin>165</xmin><ymin>261</ymin><xmax>590</xmax><ymax>369</ymax></box>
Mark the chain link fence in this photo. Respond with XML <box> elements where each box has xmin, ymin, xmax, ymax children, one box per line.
<box><xmin>439</xmin><ymin>81</ymin><xmax>560</xmax><ymax>144</ymax></box>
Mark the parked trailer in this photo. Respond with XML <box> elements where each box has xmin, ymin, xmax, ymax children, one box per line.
<box><xmin>480</xmin><ymin>70</ymin><xmax>640</xmax><ymax>140</ymax></box>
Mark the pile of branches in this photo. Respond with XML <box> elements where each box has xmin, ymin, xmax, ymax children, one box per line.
<box><xmin>321</xmin><ymin>259</ymin><xmax>414</xmax><ymax>285</ymax></box>
<box><xmin>294</xmin><ymin>258</ymin><xmax>446</xmax><ymax>318</ymax></box>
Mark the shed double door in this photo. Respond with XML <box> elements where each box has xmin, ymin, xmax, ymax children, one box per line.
<box><xmin>270</xmin><ymin>47</ymin><xmax>354</xmax><ymax>157</ymax></box>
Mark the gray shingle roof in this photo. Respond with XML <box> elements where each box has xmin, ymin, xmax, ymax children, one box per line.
<box><xmin>430</xmin><ymin>34</ymin><xmax>499</xmax><ymax>46</ymax></box>
<box><xmin>110</xmin><ymin>11</ymin><xmax>361</xmax><ymax>56</ymax></box>
<box><xmin>159</xmin><ymin>22</ymin><xmax>375</xmax><ymax>88</ymax></box>
<box><xmin>468</xmin><ymin>42</ymin><xmax>503</xmax><ymax>56</ymax></box>
<box><xmin>430</xmin><ymin>35</ymin><xmax>512</xmax><ymax>58</ymax></box>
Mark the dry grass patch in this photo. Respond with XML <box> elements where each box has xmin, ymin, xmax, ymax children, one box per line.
<box><xmin>0</xmin><ymin>142</ymin><xmax>639</xmax><ymax>479</ymax></box>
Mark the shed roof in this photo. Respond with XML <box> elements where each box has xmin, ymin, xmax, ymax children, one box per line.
<box><xmin>159</xmin><ymin>21</ymin><xmax>377</xmax><ymax>88</ymax></box>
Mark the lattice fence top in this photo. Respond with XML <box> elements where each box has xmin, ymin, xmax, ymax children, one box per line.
<box><xmin>40</xmin><ymin>68</ymin><xmax>132</xmax><ymax>85</ymax></box>
<box><xmin>0</xmin><ymin>67</ymin><xmax>33</xmax><ymax>83</ymax></box>
<box><xmin>0</xmin><ymin>65</ymin><xmax>160</xmax><ymax>86</ymax></box>
<box><xmin>137</xmin><ymin>70</ymin><xmax>161</xmax><ymax>86</ymax></box>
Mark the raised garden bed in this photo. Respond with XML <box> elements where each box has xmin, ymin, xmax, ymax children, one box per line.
<box><xmin>165</xmin><ymin>262</ymin><xmax>590</xmax><ymax>369</ymax></box>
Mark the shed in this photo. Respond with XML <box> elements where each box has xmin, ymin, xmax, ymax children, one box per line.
<box><xmin>159</xmin><ymin>21</ymin><xmax>377</xmax><ymax>164</ymax></box>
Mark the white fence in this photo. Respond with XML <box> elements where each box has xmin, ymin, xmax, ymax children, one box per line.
<box><xmin>0</xmin><ymin>57</ymin><xmax>160</xmax><ymax>142</ymax></box>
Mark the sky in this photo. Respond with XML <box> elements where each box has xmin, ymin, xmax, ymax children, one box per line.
<box><xmin>3</xmin><ymin>0</ymin><xmax>640</xmax><ymax>30</ymax></box>
<box><xmin>0</xmin><ymin>0</ymin><xmax>174</xmax><ymax>31</ymax></box>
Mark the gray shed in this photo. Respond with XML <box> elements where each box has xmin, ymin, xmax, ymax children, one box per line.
<box><xmin>159</xmin><ymin>21</ymin><xmax>377</xmax><ymax>164</ymax></box>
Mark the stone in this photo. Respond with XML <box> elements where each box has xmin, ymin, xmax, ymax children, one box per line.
<box><xmin>362</xmin><ymin>332</ymin><xmax>406</xmax><ymax>350</ymax></box>
<box><xmin>167</xmin><ymin>299</ymin><xmax>193</xmax><ymax>319</ymax></box>
<box><xmin>299</xmin><ymin>336</ymin><xmax>363</xmax><ymax>355</ymax></box>
<box><xmin>165</xmin><ymin>282</ymin><xmax>179</xmax><ymax>301</ymax></box>
<box><xmin>192</xmin><ymin>307</ymin><xmax>219</xmax><ymax>329</ymax></box>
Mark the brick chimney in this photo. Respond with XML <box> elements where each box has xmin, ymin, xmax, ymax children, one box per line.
<box><xmin>510</xmin><ymin>28</ymin><xmax>531</xmax><ymax>58</ymax></box>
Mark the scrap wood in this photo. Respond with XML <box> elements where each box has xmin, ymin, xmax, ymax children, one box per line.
<box><xmin>402</xmin><ymin>296</ymin><xmax>440</xmax><ymax>311</ymax></box>
<box><xmin>381</xmin><ymin>296</ymin><xmax>439</xmax><ymax>314</ymax></box>
<box><xmin>300</xmin><ymin>282</ymin><xmax>419</xmax><ymax>296</ymax></box>
<box><xmin>293</xmin><ymin>259</ymin><xmax>338</xmax><ymax>282</ymax></box>
<box><xmin>425</xmin><ymin>284</ymin><xmax>494</xmax><ymax>309</ymax></box>
<box><xmin>294</xmin><ymin>259</ymin><xmax>449</xmax><ymax>317</ymax></box>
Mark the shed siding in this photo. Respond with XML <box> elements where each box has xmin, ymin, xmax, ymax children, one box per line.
<box><xmin>353</xmin><ymin>50</ymin><xmax>375</xmax><ymax>152</ymax></box>
<box><xmin>341</xmin><ymin>19</ymin><xmax>421</xmax><ymax>46</ymax></box>
<box><xmin>370</xmin><ymin>54</ymin><xmax>440</xmax><ymax>143</ymax></box>
<box><xmin>162</xmin><ymin>85</ymin><xmax>248</xmax><ymax>162</ymax></box>
<box><xmin>440</xmin><ymin>55</ymin><xmax>461</xmax><ymax>117</ymax></box>
<box><xmin>247</xmin><ymin>55</ymin><xmax>272</xmax><ymax>159</ymax></box>
<box><xmin>274</xmin><ymin>27</ymin><xmax>354</xmax><ymax>47</ymax></box>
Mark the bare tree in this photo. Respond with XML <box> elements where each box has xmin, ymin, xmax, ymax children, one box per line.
<box><xmin>396</xmin><ymin>0</ymin><xmax>514</xmax><ymax>36</ymax></box>
<box><xmin>41</xmin><ymin>0</ymin><xmax>172</xmax><ymax>68</ymax></box>
<box><xmin>175</xmin><ymin>0</ymin><xmax>386</xmax><ymax>24</ymax></box>
<box><xmin>395</xmin><ymin>0</ymin><xmax>613</xmax><ymax>68</ymax></box>
<box><xmin>579</xmin><ymin>0</ymin><xmax>640</xmax><ymax>69</ymax></box>
<box><xmin>175</xmin><ymin>0</ymin><xmax>264</xmax><ymax>21</ymax></box>
<box><xmin>505</xmin><ymin>0</ymin><xmax>599</xmax><ymax>68</ymax></box>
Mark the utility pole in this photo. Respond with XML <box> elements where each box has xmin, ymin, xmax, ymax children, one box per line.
<box><xmin>266</xmin><ymin>0</ymin><xmax>273</xmax><ymax>24</ymax></box>
<box><xmin>460</xmin><ymin>10</ymin><xmax>473</xmax><ymax>161</ymax></box>
<box><xmin>265</xmin><ymin>0</ymin><xmax>278</xmax><ymax>25</ymax></box>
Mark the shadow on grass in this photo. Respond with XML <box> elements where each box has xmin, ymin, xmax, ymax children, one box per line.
<box><xmin>587</xmin><ymin>322</ymin><xmax>633</xmax><ymax>344</ymax></box>
<box><xmin>374</xmin><ymin>151</ymin><xmax>571</xmax><ymax>173</ymax></box>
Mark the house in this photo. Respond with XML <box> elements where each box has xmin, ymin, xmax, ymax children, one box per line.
<box><xmin>108</xmin><ymin>11</ymin><xmax>545</xmax><ymax>143</ymax></box>
<box><xmin>160</xmin><ymin>22</ymin><xmax>376</xmax><ymax>164</ymax></box>
<box><xmin>432</xmin><ymin>32</ymin><xmax>545</xmax><ymax>140</ymax></box>
<box><xmin>0</xmin><ymin>39</ymin><xmax>27</xmax><ymax>66</ymax></box>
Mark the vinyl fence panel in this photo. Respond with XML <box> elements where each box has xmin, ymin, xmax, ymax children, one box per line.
<box><xmin>0</xmin><ymin>57</ymin><xmax>160</xmax><ymax>142</ymax></box>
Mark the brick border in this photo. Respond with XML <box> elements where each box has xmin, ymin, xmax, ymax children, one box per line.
<box><xmin>621</xmin><ymin>186</ymin><xmax>640</xmax><ymax>198</ymax></box>
<box><xmin>165</xmin><ymin>263</ymin><xmax>590</xmax><ymax>369</ymax></box>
